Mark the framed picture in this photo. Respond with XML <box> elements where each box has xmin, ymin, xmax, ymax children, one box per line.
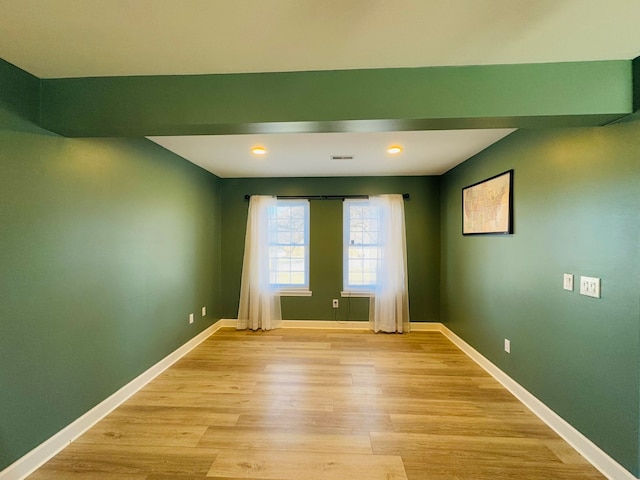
<box><xmin>462</xmin><ymin>170</ymin><xmax>513</xmax><ymax>235</ymax></box>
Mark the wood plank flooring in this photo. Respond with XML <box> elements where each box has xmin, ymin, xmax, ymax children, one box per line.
<box><xmin>27</xmin><ymin>328</ymin><xmax>605</xmax><ymax>480</ymax></box>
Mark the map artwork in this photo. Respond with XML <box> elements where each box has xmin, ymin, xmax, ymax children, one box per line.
<box><xmin>462</xmin><ymin>170</ymin><xmax>512</xmax><ymax>235</ymax></box>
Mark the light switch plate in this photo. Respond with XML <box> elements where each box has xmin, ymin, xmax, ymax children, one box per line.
<box><xmin>579</xmin><ymin>276</ymin><xmax>601</xmax><ymax>298</ymax></box>
<box><xmin>504</xmin><ymin>339</ymin><xmax>511</xmax><ymax>354</ymax></box>
<box><xmin>563</xmin><ymin>273</ymin><xmax>574</xmax><ymax>291</ymax></box>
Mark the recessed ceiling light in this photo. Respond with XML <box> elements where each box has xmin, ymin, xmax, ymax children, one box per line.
<box><xmin>251</xmin><ymin>146</ymin><xmax>267</xmax><ymax>155</ymax></box>
<box><xmin>387</xmin><ymin>145</ymin><xmax>403</xmax><ymax>154</ymax></box>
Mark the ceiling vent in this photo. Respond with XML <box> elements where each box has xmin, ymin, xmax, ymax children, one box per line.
<box><xmin>330</xmin><ymin>155</ymin><xmax>355</xmax><ymax>161</ymax></box>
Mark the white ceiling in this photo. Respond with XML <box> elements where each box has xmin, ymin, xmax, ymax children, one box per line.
<box><xmin>148</xmin><ymin>129</ymin><xmax>515</xmax><ymax>178</ymax></box>
<box><xmin>1</xmin><ymin>0</ymin><xmax>638</xmax><ymax>177</ymax></box>
<box><xmin>1</xmin><ymin>0</ymin><xmax>638</xmax><ymax>78</ymax></box>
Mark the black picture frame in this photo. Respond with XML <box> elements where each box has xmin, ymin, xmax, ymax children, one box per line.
<box><xmin>462</xmin><ymin>170</ymin><xmax>513</xmax><ymax>235</ymax></box>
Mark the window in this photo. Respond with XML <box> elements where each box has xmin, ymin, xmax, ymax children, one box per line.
<box><xmin>268</xmin><ymin>199</ymin><xmax>310</xmax><ymax>292</ymax></box>
<box><xmin>343</xmin><ymin>199</ymin><xmax>380</xmax><ymax>293</ymax></box>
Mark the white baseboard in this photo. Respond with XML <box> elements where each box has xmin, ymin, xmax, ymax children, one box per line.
<box><xmin>216</xmin><ymin>318</ymin><xmax>239</xmax><ymax>328</ymax></box>
<box><xmin>0</xmin><ymin>320</ymin><xmax>227</xmax><ymax>480</ymax></box>
<box><xmin>221</xmin><ymin>319</ymin><xmax>442</xmax><ymax>331</ymax></box>
<box><xmin>3</xmin><ymin>319</ymin><xmax>635</xmax><ymax>480</ymax></box>
<box><xmin>407</xmin><ymin>322</ymin><xmax>442</xmax><ymax>331</ymax></box>
<box><xmin>282</xmin><ymin>320</ymin><xmax>370</xmax><ymax>329</ymax></box>
<box><xmin>439</xmin><ymin>325</ymin><xmax>637</xmax><ymax>480</ymax></box>
<box><xmin>221</xmin><ymin>318</ymin><xmax>371</xmax><ymax>330</ymax></box>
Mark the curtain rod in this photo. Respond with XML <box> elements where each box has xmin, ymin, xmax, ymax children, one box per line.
<box><xmin>244</xmin><ymin>193</ymin><xmax>410</xmax><ymax>201</ymax></box>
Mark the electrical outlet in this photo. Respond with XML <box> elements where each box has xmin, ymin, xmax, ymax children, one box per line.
<box><xmin>580</xmin><ymin>276</ymin><xmax>601</xmax><ymax>298</ymax></box>
<box><xmin>189</xmin><ymin>313</ymin><xmax>194</xmax><ymax>324</ymax></box>
<box><xmin>201</xmin><ymin>306</ymin><xmax>206</xmax><ymax>316</ymax></box>
<box><xmin>504</xmin><ymin>339</ymin><xmax>511</xmax><ymax>354</ymax></box>
<box><xmin>563</xmin><ymin>273</ymin><xmax>574</xmax><ymax>291</ymax></box>
<box><xmin>332</xmin><ymin>299</ymin><xmax>339</xmax><ymax>309</ymax></box>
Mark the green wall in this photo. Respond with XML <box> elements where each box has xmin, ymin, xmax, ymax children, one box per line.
<box><xmin>0</xmin><ymin>106</ymin><xmax>222</xmax><ymax>470</ymax></box>
<box><xmin>221</xmin><ymin>176</ymin><xmax>440</xmax><ymax>322</ymax></box>
<box><xmin>440</xmin><ymin>119</ymin><xmax>640</xmax><ymax>475</ymax></box>
<box><xmin>40</xmin><ymin>61</ymin><xmax>631</xmax><ymax>137</ymax></box>
<box><xmin>0</xmin><ymin>58</ymin><xmax>39</xmax><ymax>125</ymax></box>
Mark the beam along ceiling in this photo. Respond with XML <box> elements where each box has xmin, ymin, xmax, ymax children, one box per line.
<box><xmin>1</xmin><ymin>0</ymin><xmax>639</xmax><ymax>177</ymax></box>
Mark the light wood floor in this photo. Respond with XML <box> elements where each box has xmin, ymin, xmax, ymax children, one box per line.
<box><xmin>27</xmin><ymin>328</ymin><xmax>605</xmax><ymax>480</ymax></box>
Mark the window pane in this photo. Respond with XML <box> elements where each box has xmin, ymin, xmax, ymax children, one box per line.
<box><xmin>269</xmin><ymin>200</ymin><xmax>309</xmax><ymax>288</ymax></box>
<box><xmin>277</xmin><ymin>206</ymin><xmax>291</xmax><ymax>218</ymax></box>
<box><xmin>276</xmin><ymin>258</ymin><xmax>291</xmax><ymax>270</ymax></box>
<box><xmin>290</xmin><ymin>271</ymin><xmax>305</xmax><ymax>285</ymax></box>
<box><xmin>350</xmin><ymin>231</ymin><xmax>363</xmax><ymax>245</ymax></box>
<box><xmin>350</xmin><ymin>273</ymin><xmax>364</xmax><ymax>285</ymax></box>
<box><xmin>290</xmin><ymin>230</ymin><xmax>305</xmax><ymax>245</ymax></box>
<box><xmin>275</xmin><ymin>272</ymin><xmax>291</xmax><ymax>285</ymax></box>
<box><xmin>290</xmin><ymin>256</ymin><xmax>304</xmax><ymax>269</ymax></box>
<box><xmin>277</xmin><ymin>231</ymin><xmax>291</xmax><ymax>244</ymax></box>
<box><xmin>362</xmin><ymin>272</ymin><xmax>376</xmax><ymax>285</ymax></box>
<box><xmin>362</xmin><ymin>246</ymin><xmax>378</xmax><ymax>259</ymax></box>
<box><xmin>344</xmin><ymin>200</ymin><xmax>380</xmax><ymax>290</ymax></box>
<box><xmin>362</xmin><ymin>259</ymin><xmax>377</xmax><ymax>273</ymax></box>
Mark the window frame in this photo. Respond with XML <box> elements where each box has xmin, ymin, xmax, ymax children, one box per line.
<box><xmin>342</xmin><ymin>199</ymin><xmax>379</xmax><ymax>295</ymax></box>
<box><xmin>268</xmin><ymin>199</ymin><xmax>311</xmax><ymax>295</ymax></box>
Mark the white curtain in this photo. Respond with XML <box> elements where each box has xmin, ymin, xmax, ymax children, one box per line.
<box><xmin>369</xmin><ymin>194</ymin><xmax>410</xmax><ymax>333</ymax></box>
<box><xmin>237</xmin><ymin>195</ymin><xmax>282</xmax><ymax>331</ymax></box>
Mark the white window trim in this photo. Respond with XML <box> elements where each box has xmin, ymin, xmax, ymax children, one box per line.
<box><xmin>279</xmin><ymin>289</ymin><xmax>313</xmax><ymax>297</ymax></box>
<box><xmin>340</xmin><ymin>290</ymin><xmax>371</xmax><ymax>298</ymax></box>
<box><xmin>343</xmin><ymin>199</ymin><xmax>379</xmax><ymax>292</ymax></box>
<box><xmin>269</xmin><ymin>199</ymin><xmax>310</xmax><ymax>290</ymax></box>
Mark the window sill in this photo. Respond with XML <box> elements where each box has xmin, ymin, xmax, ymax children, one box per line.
<box><xmin>341</xmin><ymin>290</ymin><xmax>372</xmax><ymax>298</ymax></box>
<box><xmin>279</xmin><ymin>289</ymin><xmax>313</xmax><ymax>297</ymax></box>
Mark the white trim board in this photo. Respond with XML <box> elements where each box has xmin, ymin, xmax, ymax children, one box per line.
<box><xmin>0</xmin><ymin>320</ymin><xmax>227</xmax><ymax>480</ymax></box>
<box><xmin>220</xmin><ymin>319</ymin><xmax>442</xmax><ymax>331</ymax></box>
<box><xmin>2</xmin><ymin>319</ymin><xmax>635</xmax><ymax>480</ymax></box>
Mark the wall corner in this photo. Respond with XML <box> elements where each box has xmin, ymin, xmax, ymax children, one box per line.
<box><xmin>633</xmin><ymin>56</ymin><xmax>640</xmax><ymax>113</ymax></box>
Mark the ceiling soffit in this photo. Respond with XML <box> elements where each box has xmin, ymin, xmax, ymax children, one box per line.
<box><xmin>39</xmin><ymin>61</ymin><xmax>634</xmax><ymax>138</ymax></box>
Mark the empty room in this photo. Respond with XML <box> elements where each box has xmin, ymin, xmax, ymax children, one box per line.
<box><xmin>1</xmin><ymin>2</ymin><xmax>639</xmax><ymax>480</ymax></box>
